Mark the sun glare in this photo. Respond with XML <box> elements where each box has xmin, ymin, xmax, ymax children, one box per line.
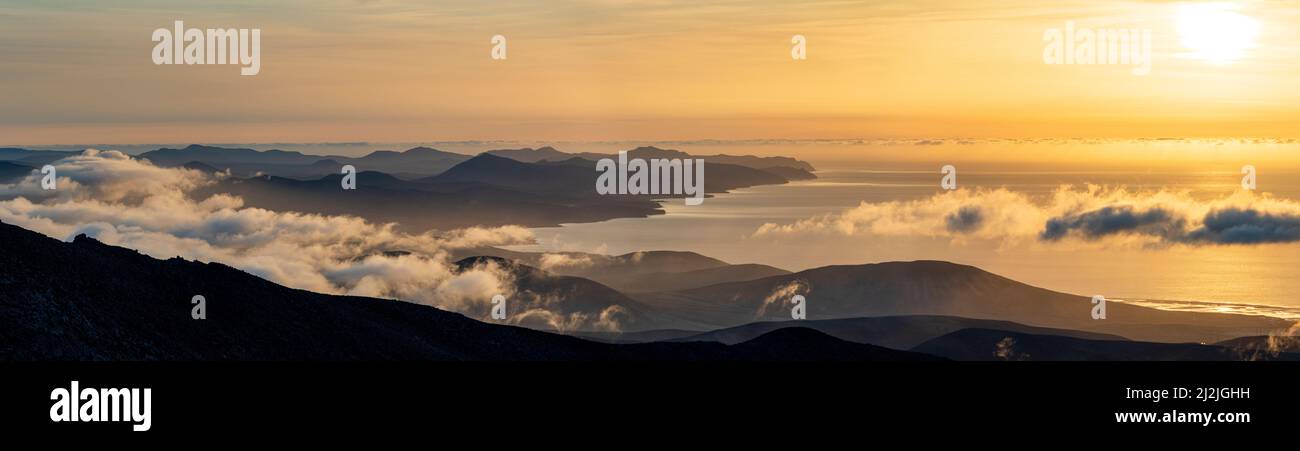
<box><xmin>1176</xmin><ymin>3</ymin><xmax>1260</xmax><ymax>64</ymax></box>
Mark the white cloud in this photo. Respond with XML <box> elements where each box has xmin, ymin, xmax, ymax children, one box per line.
<box><xmin>754</xmin><ymin>186</ymin><xmax>1300</xmax><ymax>248</ymax></box>
<box><xmin>0</xmin><ymin>150</ymin><xmax>626</xmax><ymax>331</ymax></box>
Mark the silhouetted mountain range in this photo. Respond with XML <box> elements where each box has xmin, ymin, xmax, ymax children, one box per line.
<box><xmin>631</xmin><ymin>260</ymin><xmax>1292</xmax><ymax>343</ymax></box>
<box><xmin>3</xmin><ymin>218</ymin><xmax>1293</xmax><ymax>361</ymax></box>
<box><xmin>665</xmin><ymin>315</ymin><xmax>1126</xmax><ymax>348</ymax></box>
<box><xmin>0</xmin><ymin>161</ymin><xmax>34</xmax><ymax>183</ymax></box>
<box><xmin>486</xmin><ymin>145</ymin><xmax>817</xmax><ymax>174</ymax></box>
<box><xmin>139</xmin><ymin>144</ymin><xmax>470</xmax><ymax>179</ymax></box>
<box><xmin>190</xmin><ymin>164</ymin><xmax>663</xmax><ymax>231</ymax></box>
<box><xmin>0</xmin><ymin>148</ymin><xmax>80</xmax><ymax>167</ymax></box>
<box><xmin>127</xmin><ymin>146</ymin><xmax>819</xmax><ymax>231</ymax></box>
<box><xmin>0</xmin><ymin>220</ymin><xmax>937</xmax><ymax>361</ymax></box>
<box><xmin>450</xmin><ymin>247</ymin><xmax>789</xmax><ymax>293</ymax></box>
<box><xmin>432</xmin><ymin>152</ymin><xmax>800</xmax><ymax>193</ymax></box>
<box><xmin>122</xmin><ymin>144</ymin><xmax>818</xmax><ymax>184</ymax></box>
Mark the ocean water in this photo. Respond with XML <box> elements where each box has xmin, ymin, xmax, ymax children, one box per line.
<box><xmin>508</xmin><ymin>167</ymin><xmax>1300</xmax><ymax>317</ymax></box>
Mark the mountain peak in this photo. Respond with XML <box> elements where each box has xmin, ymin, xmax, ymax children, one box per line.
<box><xmin>403</xmin><ymin>146</ymin><xmax>441</xmax><ymax>154</ymax></box>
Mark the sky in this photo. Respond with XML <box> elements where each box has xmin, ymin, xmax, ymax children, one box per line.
<box><xmin>2</xmin><ymin>0</ymin><xmax>1299</xmax><ymax>144</ymax></box>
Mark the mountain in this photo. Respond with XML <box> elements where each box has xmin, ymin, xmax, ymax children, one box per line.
<box><xmin>428</xmin><ymin>153</ymin><xmax>794</xmax><ymax>195</ymax></box>
<box><xmin>0</xmin><ymin>148</ymin><xmax>81</xmax><ymax>167</ymax></box>
<box><xmin>486</xmin><ymin>146</ymin><xmax>817</xmax><ymax>172</ymax></box>
<box><xmin>425</xmin><ymin>153</ymin><xmax>597</xmax><ymax>193</ymax></box>
<box><xmin>141</xmin><ymin>144</ymin><xmax>322</xmax><ymax>166</ymax></box>
<box><xmin>0</xmin><ymin>161</ymin><xmax>35</xmax><ymax>183</ymax></box>
<box><xmin>140</xmin><ymin>144</ymin><xmax>471</xmax><ymax>179</ymax></box>
<box><xmin>349</xmin><ymin>147</ymin><xmax>472</xmax><ymax>178</ymax></box>
<box><xmin>180</xmin><ymin>161</ymin><xmax>221</xmax><ymax>173</ymax></box>
<box><xmin>137</xmin><ymin>146</ymin><xmax>809</xmax><ymax>232</ymax></box>
<box><xmin>606</xmin><ymin>264</ymin><xmax>793</xmax><ymax>293</ymax></box>
<box><xmin>632</xmin><ymin>260</ymin><xmax>1293</xmax><ymax>343</ymax></box>
<box><xmin>912</xmin><ymin>328</ymin><xmax>1300</xmax><ymax>361</ymax></box>
<box><xmin>0</xmin><ymin>220</ymin><xmax>939</xmax><ymax>361</ymax></box>
<box><xmin>451</xmin><ymin>248</ymin><xmax>729</xmax><ymax>273</ymax></box>
<box><xmin>667</xmin><ymin>315</ymin><xmax>1127</xmax><ymax>349</ymax></box>
<box><xmin>484</xmin><ymin>146</ymin><xmax>572</xmax><ymax>162</ymax></box>
<box><xmin>141</xmin><ymin>144</ymin><xmax>814</xmax><ymax>182</ymax></box>
<box><xmin>656</xmin><ymin>327</ymin><xmax>944</xmax><ymax>362</ymax></box>
<box><xmin>190</xmin><ymin>170</ymin><xmax>662</xmax><ymax>231</ymax></box>
<box><xmin>446</xmin><ymin>248</ymin><xmax>785</xmax><ymax>292</ymax></box>
<box><xmin>452</xmin><ymin>256</ymin><xmax>677</xmax><ymax>332</ymax></box>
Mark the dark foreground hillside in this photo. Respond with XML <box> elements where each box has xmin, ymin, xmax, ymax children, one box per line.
<box><xmin>0</xmin><ymin>221</ymin><xmax>937</xmax><ymax>362</ymax></box>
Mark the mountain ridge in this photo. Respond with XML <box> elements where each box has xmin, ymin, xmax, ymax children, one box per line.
<box><xmin>0</xmin><ymin>220</ymin><xmax>938</xmax><ymax>362</ymax></box>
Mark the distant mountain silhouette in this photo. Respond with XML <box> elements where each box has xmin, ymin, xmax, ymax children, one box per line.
<box><xmin>190</xmin><ymin>169</ymin><xmax>662</xmax><ymax>231</ymax></box>
<box><xmin>175</xmin><ymin>148</ymin><xmax>810</xmax><ymax>232</ymax></box>
<box><xmin>632</xmin><ymin>260</ymin><xmax>1291</xmax><ymax>343</ymax></box>
<box><xmin>667</xmin><ymin>315</ymin><xmax>1127</xmax><ymax>349</ymax></box>
<box><xmin>0</xmin><ymin>161</ymin><xmax>35</xmax><ymax>183</ymax></box>
<box><xmin>912</xmin><ymin>328</ymin><xmax>1300</xmax><ymax>361</ymax></box>
<box><xmin>448</xmin><ymin>248</ymin><xmax>786</xmax><ymax>293</ymax></box>
<box><xmin>0</xmin><ymin>148</ymin><xmax>81</xmax><ymax>167</ymax></box>
<box><xmin>425</xmin><ymin>153</ymin><xmax>597</xmax><ymax>193</ymax></box>
<box><xmin>611</xmin><ymin>264</ymin><xmax>793</xmax><ymax>293</ymax></box>
<box><xmin>676</xmin><ymin>327</ymin><xmax>944</xmax><ymax>362</ymax></box>
<box><xmin>453</xmin><ymin>248</ymin><xmax>729</xmax><ymax>274</ymax></box>
<box><xmin>142</xmin><ymin>144</ymin><xmax>322</xmax><ymax>165</ymax></box>
<box><xmin>141</xmin><ymin>144</ymin><xmax>815</xmax><ymax>183</ymax></box>
<box><xmin>140</xmin><ymin>144</ymin><xmax>470</xmax><ymax>179</ymax></box>
<box><xmin>430</xmin><ymin>152</ymin><xmax>796</xmax><ymax>194</ymax></box>
<box><xmin>486</xmin><ymin>145</ymin><xmax>817</xmax><ymax>172</ymax></box>
<box><xmin>7</xmin><ymin>145</ymin><xmax>812</xmax><ymax>232</ymax></box>
<box><xmin>0</xmin><ymin>220</ymin><xmax>937</xmax><ymax>361</ymax></box>
<box><xmin>180</xmin><ymin>161</ymin><xmax>221</xmax><ymax>174</ymax></box>
<box><xmin>483</xmin><ymin>146</ymin><xmax>572</xmax><ymax>163</ymax></box>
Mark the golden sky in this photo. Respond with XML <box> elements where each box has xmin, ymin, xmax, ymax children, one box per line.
<box><xmin>2</xmin><ymin>0</ymin><xmax>1298</xmax><ymax>144</ymax></box>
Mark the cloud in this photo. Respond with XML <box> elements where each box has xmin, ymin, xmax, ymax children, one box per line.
<box><xmin>754</xmin><ymin>186</ymin><xmax>1300</xmax><ymax>248</ymax></box>
<box><xmin>753</xmin><ymin>188</ymin><xmax>1045</xmax><ymax>242</ymax></box>
<box><xmin>538</xmin><ymin>253</ymin><xmax>594</xmax><ymax>270</ymax></box>
<box><xmin>0</xmin><ymin>150</ymin><xmax>624</xmax><ymax>331</ymax></box>
<box><xmin>944</xmin><ymin>205</ymin><xmax>984</xmax><ymax>234</ymax></box>
<box><xmin>1185</xmin><ymin>208</ymin><xmax>1300</xmax><ymax>245</ymax></box>
<box><xmin>756</xmin><ymin>279</ymin><xmax>808</xmax><ymax>318</ymax></box>
<box><xmin>1041</xmin><ymin>206</ymin><xmax>1184</xmax><ymax>241</ymax></box>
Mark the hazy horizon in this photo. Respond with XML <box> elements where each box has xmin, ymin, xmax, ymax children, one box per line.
<box><xmin>5</xmin><ymin>0</ymin><xmax>1300</xmax><ymax>143</ymax></box>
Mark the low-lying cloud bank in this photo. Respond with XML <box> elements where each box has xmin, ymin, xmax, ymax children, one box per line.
<box><xmin>754</xmin><ymin>186</ymin><xmax>1300</xmax><ymax>247</ymax></box>
<box><xmin>0</xmin><ymin>150</ymin><xmax>624</xmax><ymax>331</ymax></box>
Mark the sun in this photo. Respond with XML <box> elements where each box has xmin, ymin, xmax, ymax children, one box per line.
<box><xmin>1176</xmin><ymin>3</ymin><xmax>1260</xmax><ymax>64</ymax></box>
